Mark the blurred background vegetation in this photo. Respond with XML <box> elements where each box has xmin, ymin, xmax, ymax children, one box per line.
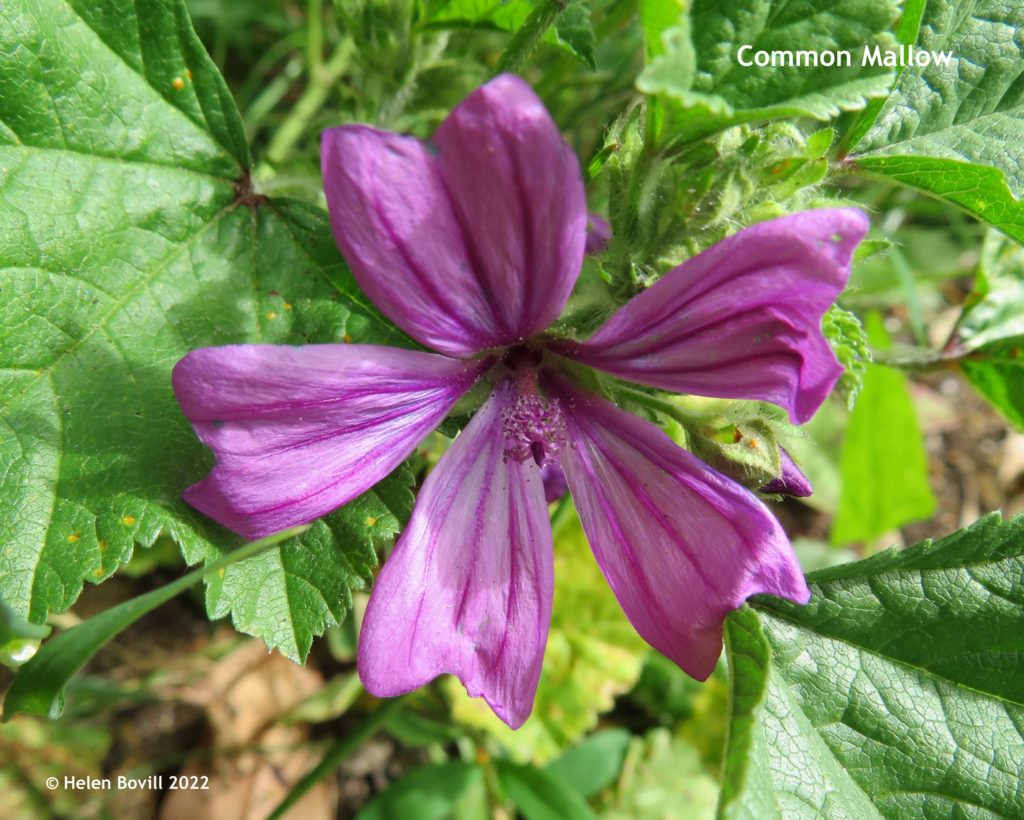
<box><xmin>3</xmin><ymin>1</ymin><xmax>1022</xmax><ymax>817</ymax></box>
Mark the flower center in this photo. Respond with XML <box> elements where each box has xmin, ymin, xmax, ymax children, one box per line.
<box><xmin>501</xmin><ymin>368</ymin><xmax>567</xmax><ymax>467</ymax></box>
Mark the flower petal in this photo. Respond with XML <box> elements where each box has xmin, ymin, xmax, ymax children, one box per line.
<box><xmin>173</xmin><ymin>344</ymin><xmax>487</xmax><ymax>539</ymax></box>
<box><xmin>323</xmin><ymin>75</ymin><xmax>586</xmax><ymax>356</ymax></box>
<box><xmin>557</xmin><ymin>209</ymin><xmax>869</xmax><ymax>423</ymax></box>
<box><xmin>358</xmin><ymin>380</ymin><xmax>553</xmax><ymax>728</ymax></box>
<box><xmin>551</xmin><ymin>378</ymin><xmax>809</xmax><ymax>680</ymax></box>
<box><xmin>760</xmin><ymin>448</ymin><xmax>813</xmax><ymax>497</ymax></box>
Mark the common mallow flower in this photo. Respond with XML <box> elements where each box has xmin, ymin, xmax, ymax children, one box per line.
<box><xmin>172</xmin><ymin>75</ymin><xmax>868</xmax><ymax>728</ymax></box>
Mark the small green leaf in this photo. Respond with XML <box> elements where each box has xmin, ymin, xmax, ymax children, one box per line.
<box><xmin>638</xmin><ymin>0</ymin><xmax>685</xmax><ymax>61</ymax></box>
<box><xmin>426</xmin><ymin>0</ymin><xmax>596</xmax><ymax>68</ymax></box>
<box><xmin>959</xmin><ymin>232</ymin><xmax>1024</xmax><ymax>351</ymax></box>
<box><xmin>960</xmin><ymin>340</ymin><xmax>1024</xmax><ymax>430</ymax></box>
<box><xmin>495</xmin><ymin>760</ymin><xmax>597</xmax><ymax>820</ymax></box>
<box><xmin>955</xmin><ymin>235</ymin><xmax>1024</xmax><ymax>427</ymax></box>
<box><xmin>2</xmin><ymin>527</ymin><xmax>306</xmax><ymax>721</ymax></box>
<box><xmin>831</xmin><ymin>313</ymin><xmax>935</xmax><ymax>544</ymax></box>
<box><xmin>357</xmin><ymin>762</ymin><xmax>488</xmax><ymax>820</ymax></box>
<box><xmin>0</xmin><ymin>600</ymin><xmax>50</xmax><ymax>668</ymax></box>
<box><xmin>721</xmin><ymin>513</ymin><xmax>1024</xmax><ymax>817</ymax></box>
<box><xmin>822</xmin><ymin>305</ymin><xmax>871</xmax><ymax>408</ymax></box>
<box><xmin>545</xmin><ymin>729</ymin><xmax>631</xmax><ymax>800</ymax></box>
<box><xmin>604</xmin><ymin>729</ymin><xmax>719</xmax><ymax>820</ymax></box>
<box><xmin>553</xmin><ymin>1</ymin><xmax>596</xmax><ymax>70</ymax></box>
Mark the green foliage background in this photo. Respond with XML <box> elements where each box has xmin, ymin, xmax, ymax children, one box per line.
<box><xmin>1</xmin><ymin>0</ymin><xmax>1023</xmax><ymax>817</ymax></box>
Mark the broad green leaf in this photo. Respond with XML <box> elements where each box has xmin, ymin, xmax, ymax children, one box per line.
<box><xmin>356</xmin><ymin>762</ymin><xmax>488</xmax><ymax>820</ymax></box>
<box><xmin>0</xmin><ymin>0</ymin><xmax>410</xmax><ymax>658</ymax></box>
<box><xmin>546</xmin><ymin>729</ymin><xmax>631</xmax><ymax>800</ymax></box>
<box><xmin>841</xmin><ymin>0</ymin><xmax>927</xmax><ymax>150</ymax></box>
<box><xmin>426</xmin><ymin>0</ymin><xmax>596</xmax><ymax>68</ymax></box>
<box><xmin>855</xmin><ymin>155</ymin><xmax>1024</xmax><ymax>245</ymax></box>
<box><xmin>857</xmin><ymin>0</ymin><xmax>1024</xmax><ymax>191</ymax></box>
<box><xmin>853</xmin><ymin>0</ymin><xmax>1024</xmax><ymax>241</ymax></box>
<box><xmin>831</xmin><ymin>314</ymin><xmax>935</xmax><ymax>544</ymax></box>
<box><xmin>719</xmin><ymin>609</ymin><xmax>881</xmax><ymax>819</ymax></box>
<box><xmin>722</xmin><ymin>513</ymin><xmax>1024</xmax><ymax>817</ymax></box>
<box><xmin>638</xmin><ymin>0</ymin><xmax>900</xmax><ymax>143</ymax></box>
<box><xmin>2</xmin><ymin>527</ymin><xmax>306</xmax><ymax>721</ymax></box>
<box><xmin>495</xmin><ymin>760</ymin><xmax>597</xmax><ymax>820</ymax></box>
<box><xmin>447</xmin><ymin>507</ymin><xmax>646</xmax><ymax>761</ymax></box>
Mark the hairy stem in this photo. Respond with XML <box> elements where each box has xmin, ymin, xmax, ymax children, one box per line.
<box><xmin>495</xmin><ymin>0</ymin><xmax>569</xmax><ymax>74</ymax></box>
<box><xmin>265</xmin><ymin>37</ymin><xmax>354</xmax><ymax>165</ymax></box>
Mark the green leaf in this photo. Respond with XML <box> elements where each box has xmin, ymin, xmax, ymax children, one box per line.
<box><xmin>960</xmin><ymin>342</ymin><xmax>1024</xmax><ymax>430</ymax></box>
<box><xmin>200</xmin><ymin>466</ymin><xmax>413</xmax><ymax>662</ymax></box>
<box><xmin>841</xmin><ymin>0</ymin><xmax>927</xmax><ymax>151</ymax></box>
<box><xmin>852</xmin><ymin>1</ymin><xmax>1024</xmax><ymax>240</ymax></box>
<box><xmin>638</xmin><ymin>0</ymin><xmax>900</xmax><ymax>143</ymax></box>
<box><xmin>822</xmin><ymin>305</ymin><xmax>871</xmax><ymax>408</ymax></box>
<box><xmin>0</xmin><ymin>600</ymin><xmax>50</xmax><ymax>668</ymax></box>
<box><xmin>959</xmin><ymin>231</ymin><xmax>1024</xmax><ymax>351</ymax></box>
<box><xmin>638</xmin><ymin>0</ymin><xmax>685</xmax><ymax>61</ymax></box>
<box><xmin>0</xmin><ymin>0</ymin><xmax>409</xmax><ymax>658</ymax></box>
<box><xmin>856</xmin><ymin>0</ymin><xmax>1024</xmax><ymax>190</ymax></box>
<box><xmin>495</xmin><ymin>760</ymin><xmax>597</xmax><ymax>820</ymax></box>
<box><xmin>545</xmin><ymin>729</ymin><xmax>631</xmax><ymax>800</ymax></box>
<box><xmin>426</xmin><ymin>0</ymin><xmax>596</xmax><ymax>68</ymax></box>
<box><xmin>955</xmin><ymin>234</ymin><xmax>1024</xmax><ymax>428</ymax></box>
<box><xmin>855</xmin><ymin>155</ymin><xmax>1024</xmax><ymax>245</ymax></box>
<box><xmin>722</xmin><ymin>513</ymin><xmax>1024</xmax><ymax>817</ymax></box>
<box><xmin>2</xmin><ymin>527</ymin><xmax>306</xmax><ymax>721</ymax></box>
<box><xmin>719</xmin><ymin>608</ymin><xmax>881</xmax><ymax>819</ymax></box>
<box><xmin>603</xmin><ymin>729</ymin><xmax>719</xmax><ymax>820</ymax></box>
<box><xmin>831</xmin><ymin>313</ymin><xmax>935</xmax><ymax>544</ymax></box>
<box><xmin>356</xmin><ymin>762</ymin><xmax>488</xmax><ymax>820</ymax></box>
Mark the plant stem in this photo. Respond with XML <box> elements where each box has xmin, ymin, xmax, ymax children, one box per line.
<box><xmin>307</xmin><ymin>0</ymin><xmax>323</xmax><ymax>74</ymax></box>
<box><xmin>265</xmin><ymin>37</ymin><xmax>354</xmax><ymax>165</ymax></box>
<box><xmin>872</xmin><ymin>347</ymin><xmax>992</xmax><ymax>371</ymax></box>
<box><xmin>612</xmin><ymin>384</ymin><xmax>699</xmax><ymax>435</ymax></box>
<box><xmin>495</xmin><ymin>0</ymin><xmax>569</xmax><ymax>75</ymax></box>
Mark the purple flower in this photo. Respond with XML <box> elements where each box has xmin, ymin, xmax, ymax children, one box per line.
<box><xmin>172</xmin><ymin>75</ymin><xmax>868</xmax><ymax>728</ymax></box>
